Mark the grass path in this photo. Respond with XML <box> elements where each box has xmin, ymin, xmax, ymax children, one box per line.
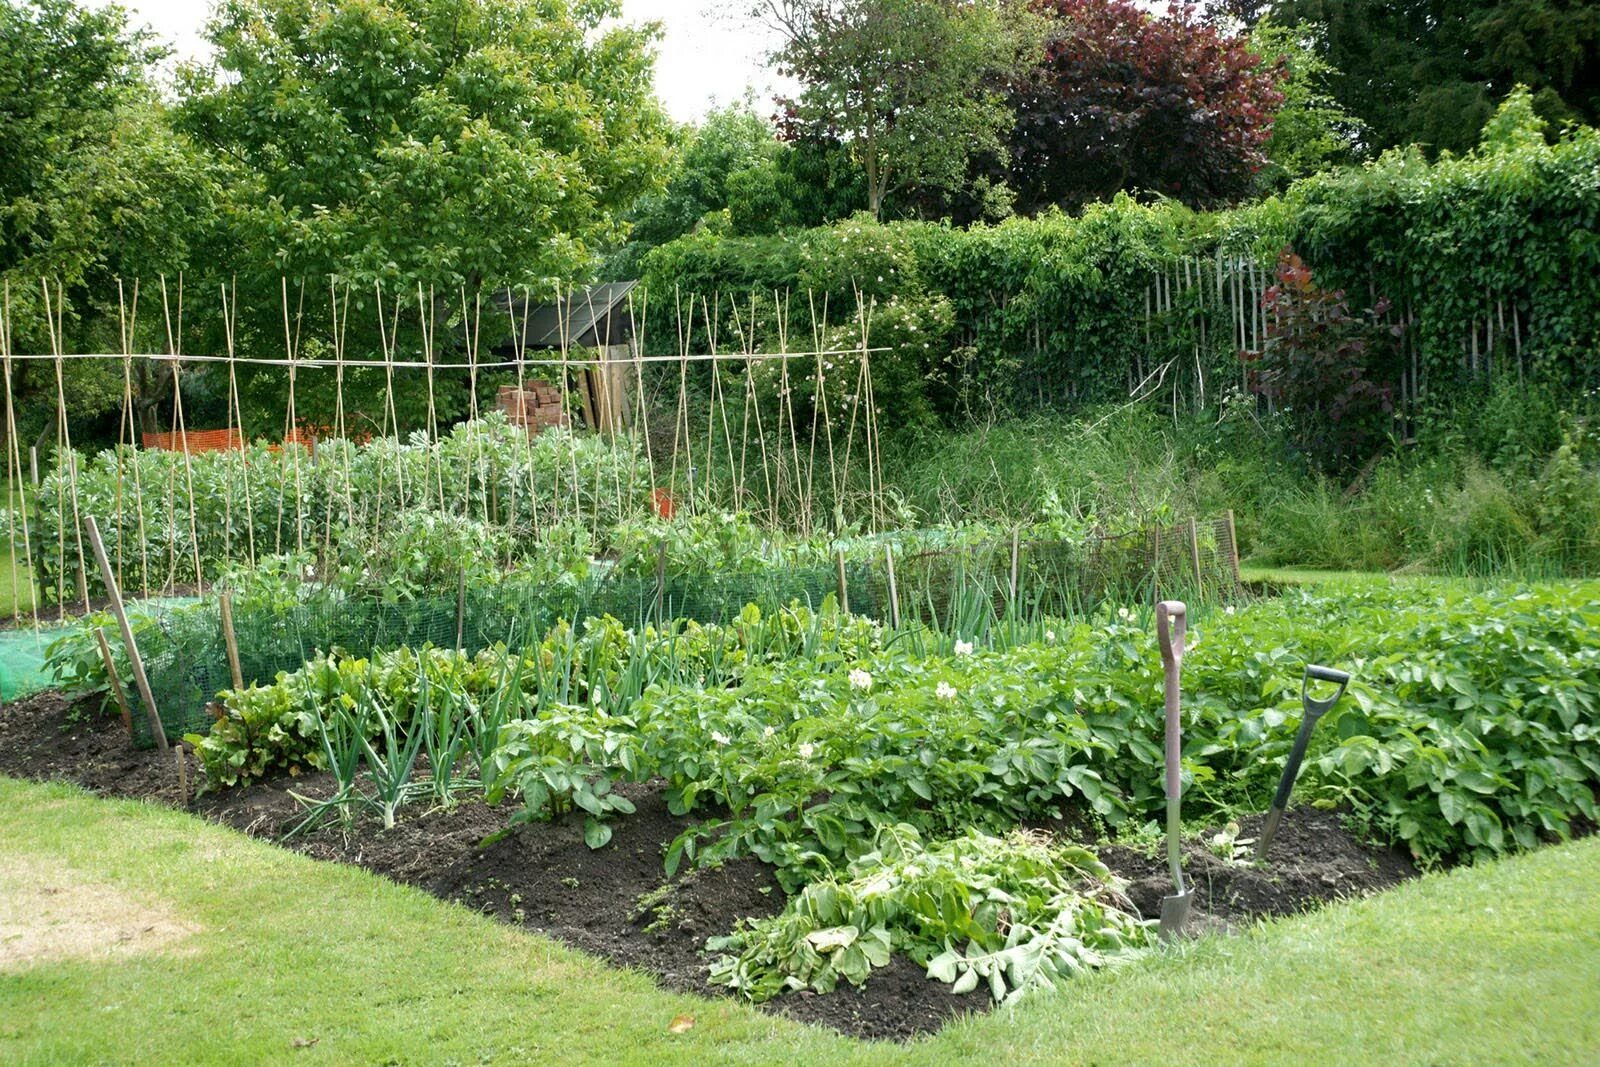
<box><xmin>1</xmin><ymin>777</ymin><xmax>1596</xmax><ymax>1065</ymax></box>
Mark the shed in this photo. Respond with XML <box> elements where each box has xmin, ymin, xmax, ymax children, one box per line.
<box><xmin>493</xmin><ymin>282</ymin><xmax>639</xmax><ymax>433</ymax></box>
<box><xmin>510</xmin><ymin>281</ymin><xmax>637</xmax><ymax>350</ymax></box>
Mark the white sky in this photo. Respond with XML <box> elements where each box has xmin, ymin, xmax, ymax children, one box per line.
<box><xmin>106</xmin><ymin>0</ymin><xmax>785</xmax><ymax>122</ymax></box>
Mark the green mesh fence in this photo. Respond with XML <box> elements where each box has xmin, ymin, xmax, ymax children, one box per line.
<box><xmin>120</xmin><ymin>517</ymin><xmax>1238</xmax><ymax>748</ymax></box>
<box><xmin>0</xmin><ymin>626</ymin><xmax>60</xmax><ymax>702</ymax></box>
<box><xmin>127</xmin><ymin>561</ymin><xmax>883</xmax><ymax>747</ymax></box>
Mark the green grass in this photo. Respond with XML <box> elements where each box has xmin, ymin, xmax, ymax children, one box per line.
<box><xmin>1239</xmin><ymin>565</ymin><xmax>1409</xmax><ymax>588</ymax></box>
<box><xmin>0</xmin><ymin>542</ymin><xmax>37</xmax><ymax>617</ymax></box>
<box><xmin>2</xmin><ymin>478</ymin><xmax>38</xmax><ymax>617</ymax></box>
<box><xmin>2</xmin><ymin>778</ymin><xmax>1597</xmax><ymax>1065</ymax></box>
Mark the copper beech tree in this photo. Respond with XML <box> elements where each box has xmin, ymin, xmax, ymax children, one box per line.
<box><xmin>1010</xmin><ymin>0</ymin><xmax>1285</xmax><ymax>211</ymax></box>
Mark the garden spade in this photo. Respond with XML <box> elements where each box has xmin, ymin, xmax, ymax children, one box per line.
<box><xmin>1156</xmin><ymin>600</ymin><xmax>1191</xmax><ymax>940</ymax></box>
<box><xmin>1257</xmin><ymin>665</ymin><xmax>1351</xmax><ymax>859</ymax></box>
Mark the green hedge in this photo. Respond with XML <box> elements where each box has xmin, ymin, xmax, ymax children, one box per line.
<box><xmin>640</xmin><ymin>120</ymin><xmax>1600</xmax><ymax>434</ymax></box>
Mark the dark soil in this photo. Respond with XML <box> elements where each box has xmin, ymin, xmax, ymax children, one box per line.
<box><xmin>0</xmin><ymin>690</ymin><xmax>1418</xmax><ymax>1041</ymax></box>
<box><xmin>1101</xmin><ymin>812</ymin><xmax>1418</xmax><ymax>931</ymax></box>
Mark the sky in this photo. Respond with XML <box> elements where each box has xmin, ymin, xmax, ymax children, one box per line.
<box><xmin>104</xmin><ymin>0</ymin><xmax>785</xmax><ymax>122</ymax></box>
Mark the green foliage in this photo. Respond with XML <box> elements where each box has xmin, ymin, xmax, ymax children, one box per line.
<box><xmin>647</xmin><ymin>117</ymin><xmax>1600</xmax><ymax>438</ymax></box>
<box><xmin>32</xmin><ymin>416</ymin><xmax>650</xmax><ymax>601</ymax></box>
<box><xmin>485</xmin><ymin>703</ymin><xmax>642</xmax><ymax>849</ymax></box>
<box><xmin>1248</xmin><ymin>18</ymin><xmax>1365</xmax><ymax>193</ymax></box>
<box><xmin>178</xmin><ymin>0</ymin><xmax>670</xmax><ymax>294</ymax></box>
<box><xmin>1268</xmin><ymin>0</ymin><xmax>1599</xmax><ymax>155</ymax></box>
<box><xmin>0</xmin><ymin>0</ymin><xmax>221</xmax><ymax>433</ymax></box>
<box><xmin>769</xmin><ymin>0</ymin><xmax>1038</xmax><ymax>217</ymax></box>
<box><xmin>1250</xmin><ymin>422</ymin><xmax>1600</xmax><ymax>576</ymax></box>
<box><xmin>186</xmin><ymin>601</ymin><xmax>888</xmax><ymax>795</ymax></box>
<box><xmin>708</xmin><ymin>824</ymin><xmax>1151</xmax><ymax>1003</ymax></box>
<box><xmin>621</xmin><ymin>103</ymin><xmax>790</xmax><ymax>249</ymax></box>
<box><xmin>648</xmin><ymin>580</ymin><xmax>1600</xmax><ymax>877</ymax></box>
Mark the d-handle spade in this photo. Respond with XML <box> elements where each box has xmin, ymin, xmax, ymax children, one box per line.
<box><xmin>1156</xmin><ymin>601</ymin><xmax>1192</xmax><ymax>940</ymax></box>
<box><xmin>1257</xmin><ymin>665</ymin><xmax>1351</xmax><ymax>859</ymax></box>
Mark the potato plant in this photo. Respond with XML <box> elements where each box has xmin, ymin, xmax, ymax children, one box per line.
<box><xmin>708</xmin><ymin>824</ymin><xmax>1152</xmax><ymax>1004</ymax></box>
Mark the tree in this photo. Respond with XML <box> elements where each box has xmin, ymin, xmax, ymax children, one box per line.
<box><xmin>1010</xmin><ymin>0</ymin><xmax>1285</xmax><ymax>212</ymax></box>
<box><xmin>175</xmin><ymin>0</ymin><xmax>673</xmax><ymax>432</ymax></box>
<box><xmin>179</xmin><ymin>0</ymin><xmax>672</xmax><ymax>296</ymax></box>
<box><xmin>1266</xmin><ymin>0</ymin><xmax>1600</xmax><ymax>155</ymax></box>
<box><xmin>761</xmin><ymin>0</ymin><xmax>1036</xmax><ymax>219</ymax></box>
<box><xmin>1</xmin><ymin>0</ymin><xmax>220</xmax><ymax>444</ymax></box>
<box><xmin>1248</xmin><ymin>18</ymin><xmax>1365</xmax><ymax>192</ymax></box>
<box><xmin>624</xmin><ymin>103</ymin><xmax>789</xmax><ymax>250</ymax></box>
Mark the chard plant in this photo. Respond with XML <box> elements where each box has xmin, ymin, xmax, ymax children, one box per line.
<box><xmin>708</xmin><ymin>824</ymin><xmax>1152</xmax><ymax>1004</ymax></box>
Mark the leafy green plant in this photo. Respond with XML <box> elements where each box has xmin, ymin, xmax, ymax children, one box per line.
<box><xmin>484</xmin><ymin>704</ymin><xmax>642</xmax><ymax>849</ymax></box>
<box><xmin>1242</xmin><ymin>249</ymin><xmax>1402</xmax><ymax>472</ymax></box>
<box><xmin>707</xmin><ymin>823</ymin><xmax>1151</xmax><ymax>1004</ymax></box>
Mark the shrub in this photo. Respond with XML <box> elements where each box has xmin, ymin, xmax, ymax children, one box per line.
<box><xmin>1243</xmin><ymin>249</ymin><xmax>1402</xmax><ymax>472</ymax></box>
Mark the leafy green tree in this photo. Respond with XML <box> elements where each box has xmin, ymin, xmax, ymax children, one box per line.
<box><xmin>176</xmin><ymin>0</ymin><xmax>673</xmax><ymax>432</ymax></box>
<box><xmin>762</xmin><ymin>0</ymin><xmax>1037</xmax><ymax>219</ymax></box>
<box><xmin>1266</xmin><ymin>0</ymin><xmax>1600</xmax><ymax>155</ymax></box>
<box><xmin>1249</xmin><ymin>19</ymin><xmax>1365</xmax><ymax>192</ymax></box>
<box><xmin>180</xmin><ymin>0</ymin><xmax>671</xmax><ymax>295</ymax></box>
<box><xmin>626</xmin><ymin>104</ymin><xmax>785</xmax><ymax>249</ymax></box>
<box><xmin>604</xmin><ymin>104</ymin><xmax>866</xmax><ymax>278</ymax></box>
<box><xmin>1</xmin><ymin>0</ymin><xmax>221</xmax><ymax>444</ymax></box>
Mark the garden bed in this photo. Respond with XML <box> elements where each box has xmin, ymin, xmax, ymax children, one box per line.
<box><xmin>0</xmin><ymin>690</ymin><xmax>1417</xmax><ymax>1041</ymax></box>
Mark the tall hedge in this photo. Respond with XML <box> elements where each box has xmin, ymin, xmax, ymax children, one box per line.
<box><xmin>639</xmin><ymin>121</ymin><xmax>1600</xmax><ymax>435</ymax></box>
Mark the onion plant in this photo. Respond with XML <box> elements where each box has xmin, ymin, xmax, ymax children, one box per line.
<box><xmin>358</xmin><ymin>697</ymin><xmax>427</xmax><ymax>830</ymax></box>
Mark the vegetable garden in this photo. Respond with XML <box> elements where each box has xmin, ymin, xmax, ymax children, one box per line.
<box><xmin>1</xmin><ymin>266</ymin><xmax>1597</xmax><ymax>1042</ymax></box>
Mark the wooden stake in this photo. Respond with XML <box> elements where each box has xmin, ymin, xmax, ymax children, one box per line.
<box><xmin>1188</xmin><ymin>517</ymin><xmax>1204</xmax><ymax>598</ymax></box>
<box><xmin>1224</xmin><ymin>510</ymin><xmax>1243</xmax><ymax>587</ymax></box>
<box><xmin>1008</xmin><ymin>530</ymin><xmax>1021</xmax><ymax>606</ymax></box>
<box><xmin>455</xmin><ymin>568</ymin><xmax>467</xmax><ymax>651</ymax></box>
<box><xmin>93</xmin><ymin>627</ymin><xmax>133</xmax><ymax>735</ymax></box>
<box><xmin>654</xmin><ymin>538</ymin><xmax>668</xmax><ymax>624</ymax></box>
<box><xmin>884</xmin><ymin>546</ymin><xmax>901</xmax><ymax>630</ymax></box>
<box><xmin>28</xmin><ymin>445</ymin><xmax>37</xmax><ymax>487</ymax></box>
<box><xmin>835</xmin><ymin>549</ymin><xmax>849</xmax><ymax>615</ymax></box>
<box><xmin>84</xmin><ymin>515</ymin><xmax>166</xmax><ymax>751</ymax></box>
<box><xmin>219</xmin><ymin>592</ymin><xmax>244</xmax><ymax>691</ymax></box>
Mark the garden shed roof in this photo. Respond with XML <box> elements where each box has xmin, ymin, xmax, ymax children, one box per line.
<box><xmin>505</xmin><ymin>281</ymin><xmax>637</xmax><ymax>349</ymax></box>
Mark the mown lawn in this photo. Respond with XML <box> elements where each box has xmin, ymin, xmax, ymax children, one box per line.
<box><xmin>1</xmin><ymin>777</ymin><xmax>1596</xmax><ymax>1066</ymax></box>
<box><xmin>0</xmin><ymin>542</ymin><xmax>36</xmax><ymax>618</ymax></box>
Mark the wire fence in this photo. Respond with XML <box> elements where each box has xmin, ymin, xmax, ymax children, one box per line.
<box><xmin>112</xmin><ymin>514</ymin><xmax>1241</xmax><ymax>747</ymax></box>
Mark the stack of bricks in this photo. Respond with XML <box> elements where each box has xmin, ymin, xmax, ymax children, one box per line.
<box><xmin>498</xmin><ymin>381</ymin><xmax>568</xmax><ymax>436</ymax></box>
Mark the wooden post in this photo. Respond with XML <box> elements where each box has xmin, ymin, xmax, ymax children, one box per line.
<box><xmin>1008</xmin><ymin>531</ymin><xmax>1021</xmax><ymax>607</ymax></box>
<box><xmin>83</xmin><ymin>515</ymin><xmax>166</xmax><ymax>751</ymax></box>
<box><xmin>1224</xmin><ymin>509</ymin><xmax>1243</xmax><ymax>587</ymax></box>
<box><xmin>1188</xmin><ymin>517</ymin><xmax>1204</xmax><ymax>599</ymax></box>
<box><xmin>454</xmin><ymin>568</ymin><xmax>467</xmax><ymax>651</ymax></box>
<box><xmin>653</xmin><ymin>538</ymin><xmax>667</xmax><ymax>624</ymax></box>
<box><xmin>884</xmin><ymin>546</ymin><xmax>901</xmax><ymax>630</ymax></box>
<box><xmin>219</xmin><ymin>592</ymin><xmax>244</xmax><ymax>691</ymax></box>
<box><xmin>835</xmin><ymin>549</ymin><xmax>849</xmax><ymax>615</ymax></box>
<box><xmin>28</xmin><ymin>445</ymin><xmax>38</xmax><ymax>487</ymax></box>
<box><xmin>93</xmin><ymin>627</ymin><xmax>134</xmax><ymax>735</ymax></box>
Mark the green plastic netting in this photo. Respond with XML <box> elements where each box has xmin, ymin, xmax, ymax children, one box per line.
<box><xmin>124</xmin><ymin>562</ymin><xmax>884</xmax><ymax>746</ymax></box>
<box><xmin>0</xmin><ymin>626</ymin><xmax>60</xmax><ymax>702</ymax></box>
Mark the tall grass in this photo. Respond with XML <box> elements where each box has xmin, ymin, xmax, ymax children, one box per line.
<box><xmin>883</xmin><ymin>399</ymin><xmax>1600</xmax><ymax>580</ymax></box>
